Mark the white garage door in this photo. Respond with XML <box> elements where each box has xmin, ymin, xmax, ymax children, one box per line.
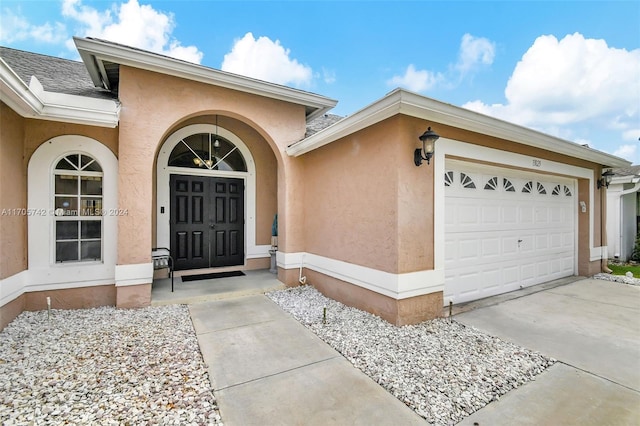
<box><xmin>444</xmin><ymin>161</ymin><xmax>576</xmax><ymax>305</ymax></box>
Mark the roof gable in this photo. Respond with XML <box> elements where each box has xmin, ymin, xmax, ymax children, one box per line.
<box><xmin>74</xmin><ymin>37</ymin><xmax>337</xmax><ymax>121</ymax></box>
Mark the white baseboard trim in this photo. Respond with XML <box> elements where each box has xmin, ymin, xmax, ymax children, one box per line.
<box><xmin>0</xmin><ymin>270</ymin><xmax>28</xmax><ymax>306</ymax></box>
<box><xmin>115</xmin><ymin>263</ymin><xmax>154</xmax><ymax>287</ymax></box>
<box><xmin>1</xmin><ymin>268</ymin><xmax>118</xmax><ymax>307</ymax></box>
<box><xmin>246</xmin><ymin>244</ymin><xmax>271</xmax><ymax>259</ymax></box>
<box><xmin>277</xmin><ymin>251</ymin><xmax>444</xmax><ymax>300</ymax></box>
<box><xmin>591</xmin><ymin>246</ymin><xmax>607</xmax><ymax>262</ymax></box>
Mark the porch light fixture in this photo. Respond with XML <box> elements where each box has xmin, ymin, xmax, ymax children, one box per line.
<box><xmin>193</xmin><ymin>116</ymin><xmax>221</xmax><ymax>168</ymax></box>
<box><xmin>414</xmin><ymin>127</ymin><xmax>440</xmax><ymax>166</ymax></box>
<box><xmin>597</xmin><ymin>169</ymin><xmax>615</xmax><ymax>189</ymax></box>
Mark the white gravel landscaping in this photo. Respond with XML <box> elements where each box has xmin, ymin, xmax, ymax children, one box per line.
<box><xmin>593</xmin><ymin>272</ymin><xmax>640</xmax><ymax>286</ymax></box>
<box><xmin>0</xmin><ymin>305</ymin><xmax>222</xmax><ymax>426</ymax></box>
<box><xmin>268</xmin><ymin>286</ymin><xmax>555</xmax><ymax>425</ymax></box>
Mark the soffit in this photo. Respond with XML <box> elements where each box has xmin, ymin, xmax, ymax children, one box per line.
<box><xmin>287</xmin><ymin>88</ymin><xmax>631</xmax><ymax>168</ymax></box>
<box><xmin>74</xmin><ymin>37</ymin><xmax>337</xmax><ymax>121</ymax></box>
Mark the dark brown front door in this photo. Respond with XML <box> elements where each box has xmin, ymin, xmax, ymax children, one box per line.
<box><xmin>170</xmin><ymin>174</ymin><xmax>244</xmax><ymax>270</ymax></box>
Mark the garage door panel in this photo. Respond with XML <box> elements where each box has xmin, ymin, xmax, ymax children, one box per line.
<box><xmin>459</xmin><ymin>240</ymin><xmax>479</xmax><ymax>260</ymax></box>
<box><xmin>482</xmin><ymin>205</ymin><xmax>501</xmax><ymax>224</ymax></box>
<box><xmin>482</xmin><ymin>238</ymin><xmax>501</xmax><ymax>257</ymax></box>
<box><xmin>535</xmin><ymin>234</ymin><xmax>549</xmax><ymax>250</ymax></box>
<box><xmin>519</xmin><ymin>206</ymin><xmax>534</xmax><ymax>224</ymax></box>
<box><xmin>445</xmin><ymin>164</ymin><xmax>576</xmax><ymax>305</ymax></box>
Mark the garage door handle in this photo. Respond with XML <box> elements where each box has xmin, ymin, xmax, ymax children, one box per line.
<box><xmin>518</xmin><ymin>239</ymin><xmax>523</xmax><ymax>247</ymax></box>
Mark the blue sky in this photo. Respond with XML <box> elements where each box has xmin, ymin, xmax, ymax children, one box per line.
<box><xmin>2</xmin><ymin>0</ymin><xmax>639</xmax><ymax>164</ymax></box>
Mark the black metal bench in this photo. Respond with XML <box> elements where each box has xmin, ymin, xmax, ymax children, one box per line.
<box><xmin>152</xmin><ymin>247</ymin><xmax>174</xmax><ymax>292</ymax></box>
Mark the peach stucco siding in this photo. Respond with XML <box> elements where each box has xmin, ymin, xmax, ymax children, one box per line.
<box><xmin>0</xmin><ymin>103</ymin><xmax>27</xmax><ymax>280</ymax></box>
<box><xmin>302</xmin><ymin>115</ymin><xmax>435</xmax><ymax>274</ymax></box>
<box><xmin>118</xmin><ymin>66</ymin><xmax>305</xmax><ymax>266</ymax></box>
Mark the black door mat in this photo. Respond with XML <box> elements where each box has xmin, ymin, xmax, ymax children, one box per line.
<box><xmin>181</xmin><ymin>271</ymin><xmax>245</xmax><ymax>282</ymax></box>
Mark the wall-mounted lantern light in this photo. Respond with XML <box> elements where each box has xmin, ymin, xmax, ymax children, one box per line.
<box><xmin>597</xmin><ymin>169</ymin><xmax>615</xmax><ymax>189</ymax></box>
<box><xmin>414</xmin><ymin>127</ymin><xmax>440</xmax><ymax>166</ymax></box>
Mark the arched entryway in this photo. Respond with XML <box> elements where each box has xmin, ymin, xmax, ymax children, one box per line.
<box><xmin>156</xmin><ymin>123</ymin><xmax>266</xmax><ymax>272</ymax></box>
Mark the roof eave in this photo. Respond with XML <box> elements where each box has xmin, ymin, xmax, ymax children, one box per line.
<box><xmin>0</xmin><ymin>58</ymin><xmax>120</xmax><ymax>128</ymax></box>
<box><xmin>74</xmin><ymin>37</ymin><xmax>337</xmax><ymax>121</ymax></box>
<box><xmin>287</xmin><ymin>88</ymin><xmax>631</xmax><ymax>168</ymax></box>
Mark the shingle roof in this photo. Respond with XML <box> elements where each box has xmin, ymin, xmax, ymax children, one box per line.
<box><xmin>0</xmin><ymin>46</ymin><xmax>116</xmax><ymax>101</ymax></box>
<box><xmin>612</xmin><ymin>164</ymin><xmax>640</xmax><ymax>177</ymax></box>
<box><xmin>305</xmin><ymin>113</ymin><xmax>344</xmax><ymax>137</ymax></box>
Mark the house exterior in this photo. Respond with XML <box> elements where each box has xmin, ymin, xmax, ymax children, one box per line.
<box><xmin>606</xmin><ymin>166</ymin><xmax>640</xmax><ymax>261</ymax></box>
<box><xmin>0</xmin><ymin>38</ymin><xmax>631</xmax><ymax>330</ymax></box>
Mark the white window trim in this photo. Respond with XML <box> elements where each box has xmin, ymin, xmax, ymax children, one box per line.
<box><xmin>156</xmin><ymin>124</ymin><xmax>270</xmax><ymax>264</ymax></box>
<box><xmin>27</xmin><ymin>135</ymin><xmax>118</xmax><ymax>290</ymax></box>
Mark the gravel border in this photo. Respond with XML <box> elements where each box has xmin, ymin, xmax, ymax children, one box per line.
<box><xmin>0</xmin><ymin>305</ymin><xmax>222</xmax><ymax>426</ymax></box>
<box><xmin>593</xmin><ymin>272</ymin><xmax>640</xmax><ymax>286</ymax></box>
<box><xmin>267</xmin><ymin>286</ymin><xmax>555</xmax><ymax>425</ymax></box>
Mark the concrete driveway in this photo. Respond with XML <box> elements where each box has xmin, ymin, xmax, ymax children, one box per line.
<box><xmin>455</xmin><ymin>278</ymin><xmax>640</xmax><ymax>425</ymax></box>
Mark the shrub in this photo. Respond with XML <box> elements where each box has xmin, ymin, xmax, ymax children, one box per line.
<box><xmin>631</xmin><ymin>232</ymin><xmax>640</xmax><ymax>262</ymax></box>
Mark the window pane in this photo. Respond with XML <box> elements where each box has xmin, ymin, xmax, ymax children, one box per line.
<box><xmin>81</xmin><ymin>221</ymin><xmax>101</xmax><ymax>239</ymax></box>
<box><xmin>168</xmin><ymin>134</ymin><xmax>247</xmax><ymax>171</ymax></box>
<box><xmin>55</xmin><ymin>197</ymin><xmax>78</xmax><ymax>215</ymax></box>
<box><xmin>65</xmin><ymin>154</ymin><xmax>79</xmax><ymax>169</ymax></box>
<box><xmin>55</xmin><ymin>175</ymin><xmax>78</xmax><ymax>195</ymax></box>
<box><xmin>81</xmin><ymin>241</ymin><xmax>101</xmax><ymax>260</ymax></box>
<box><xmin>81</xmin><ymin>176</ymin><xmax>102</xmax><ymax>195</ymax></box>
<box><xmin>56</xmin><ymin>221</ymin><xmax>78</xmax><ymax>240</ymax></box>
<box><xmin>81</xmin><ymin>155</ymin><xmax>102</xmax><ymax>172</ymax></box>
<box><xmin>55</xmin><ymin>158</ymin><xmax>76</xmax><ymax>170</ymax></box>
<box><xmin>81</xmin><ymin>198</ymin><xmax>102</xmax><ymax>216</ymax></box>
<box><xmin>56</xmin><ymin>241</ymin><xmax>78</xmax><ymax>262</ymax></box>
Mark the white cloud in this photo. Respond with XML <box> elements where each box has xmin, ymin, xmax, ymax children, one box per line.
<box><xmin>455</xmin><ymin>33</ymin><xmax>496</xmax><ymax>75</ymax></box>
<box><xmin>387</xmin><ymin>64</ymin><xmax>442</xmax><ymax>92</ymax></box>
<box><xmin>221</xmin><ymin>32</ymin><xmax>312</xmax><ymax>87</ymax></box>
<box><xmin>388</xmin><ymin>34</ymin><xmax>494</xmax><ymax>92</ymax></box>
<box><xmin>0</xmin><ymin>8</ymin><xmax>67</xmax><ymax>44</ymax></box>
<box><xmin>613</xmin><ymin>144</ymin><xmax>637</xmax><ymax>162</ymax></box>
<box><xmin>61</xmin><ymin>0</ymin><xmax>203</xmax><ymax>64</ymax></box>
<box><xmin>463</xmin><ymin>33</ymin><xmax>640</xmax><ymax>150</ymax></box>
<box><xmin>322</xmin><ymin>67</ymin><xmax>336</xmax><ymax>84</ymax></box>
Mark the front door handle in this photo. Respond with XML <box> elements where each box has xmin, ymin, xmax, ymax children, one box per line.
<box><xmin>209</xmin><ymin>223</ymin><xmax>215</xmax><ymax>229</ymax></box>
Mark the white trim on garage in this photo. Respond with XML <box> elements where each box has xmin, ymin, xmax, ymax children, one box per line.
<box><xmin>435</xmin><ymin>138</ymin><xmax>600</xmax><ymax>305</ymax></box>
<box><xmin>443</xmin><ymin>160</ymin><xmax>576</xmax><ymax>304</ymax></box>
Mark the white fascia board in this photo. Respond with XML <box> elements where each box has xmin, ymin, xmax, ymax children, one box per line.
<box><xmin>0</xmin><ymin>58</ymin><xmax>119</xmax><ymax>128</ymax></box>
<box><xmin>74</xmin><ymin>37</ymin><xmax>337</xmax><ymax>120</ymax></box>
<box><xmin>287</xmin><ymin>88</ymin><xmax>631</xmax><ymax>168</ymax></box>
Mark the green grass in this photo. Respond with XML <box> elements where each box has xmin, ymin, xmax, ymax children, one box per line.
<box><xmin>608</xmin><ymin>264</ymin><xmax>640</xmax><ymax>278</ymax></box>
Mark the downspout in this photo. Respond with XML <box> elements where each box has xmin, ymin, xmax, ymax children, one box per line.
<box><xmin>601</xmin><ymin>176</ymin><xmax>613</xmax><ymax>273</ymax></box>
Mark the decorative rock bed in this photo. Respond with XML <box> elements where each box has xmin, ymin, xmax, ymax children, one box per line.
<box><xmin>267</xmin><ymin>286</ymin><xmax>555</xmax><ymax>425</ymax></box>
<box><xmin>0</xmin><ymin>305</ymin><xmax>222</xmax><ymax>426</ymax></box>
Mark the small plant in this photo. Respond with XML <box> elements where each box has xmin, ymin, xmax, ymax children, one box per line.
<box><xmin>631</xmin><ymin>231</ymin><xmax>640</xmax><ymax>262</ymax></box>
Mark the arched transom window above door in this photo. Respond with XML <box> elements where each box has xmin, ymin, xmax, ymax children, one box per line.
<box><xmin>168</xmin><ymin>133</ymin><xmax>247</xmax><ymax>172</ymax></box>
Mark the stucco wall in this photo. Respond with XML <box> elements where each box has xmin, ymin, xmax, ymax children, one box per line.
<box><xmin>302</xmin><ymin>113</ymin><xmax>605</xmax><ymax>280</ymax></box>
<box><xmin>0</xmin><ymin>103</ymin><xmax>27</xmax><ymax>279</ymax></box>
<box><xmin>118</xmin><ymin>66</ymin><xmax>306</xmax><ymax>266</ymax></box>
<box><xmin>302</xmin><ymin>115</ymin><xmax>435</xmax><ymax>274</ymax></box>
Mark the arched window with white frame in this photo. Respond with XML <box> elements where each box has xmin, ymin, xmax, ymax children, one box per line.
<box><xmin>53</xmin><ymin>153</ymin><xmax>103</xmax><ymax>263</ymax></box>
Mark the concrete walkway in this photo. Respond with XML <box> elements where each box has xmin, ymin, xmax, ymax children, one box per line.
<box><xmin>189</xmin><ymin>295</ymin><xmax>426</xmax><ymax>426</ymax></box>
<box><xmin>455</xmin><ymin>278</ymin><xmax>640</xmax><ymax>425</ymax></box>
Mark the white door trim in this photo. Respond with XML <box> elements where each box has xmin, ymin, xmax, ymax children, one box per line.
<box><xmin>156</xmin><ymin>124</ymin><xmax>270</xmax><ymax>263</ymax></box>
